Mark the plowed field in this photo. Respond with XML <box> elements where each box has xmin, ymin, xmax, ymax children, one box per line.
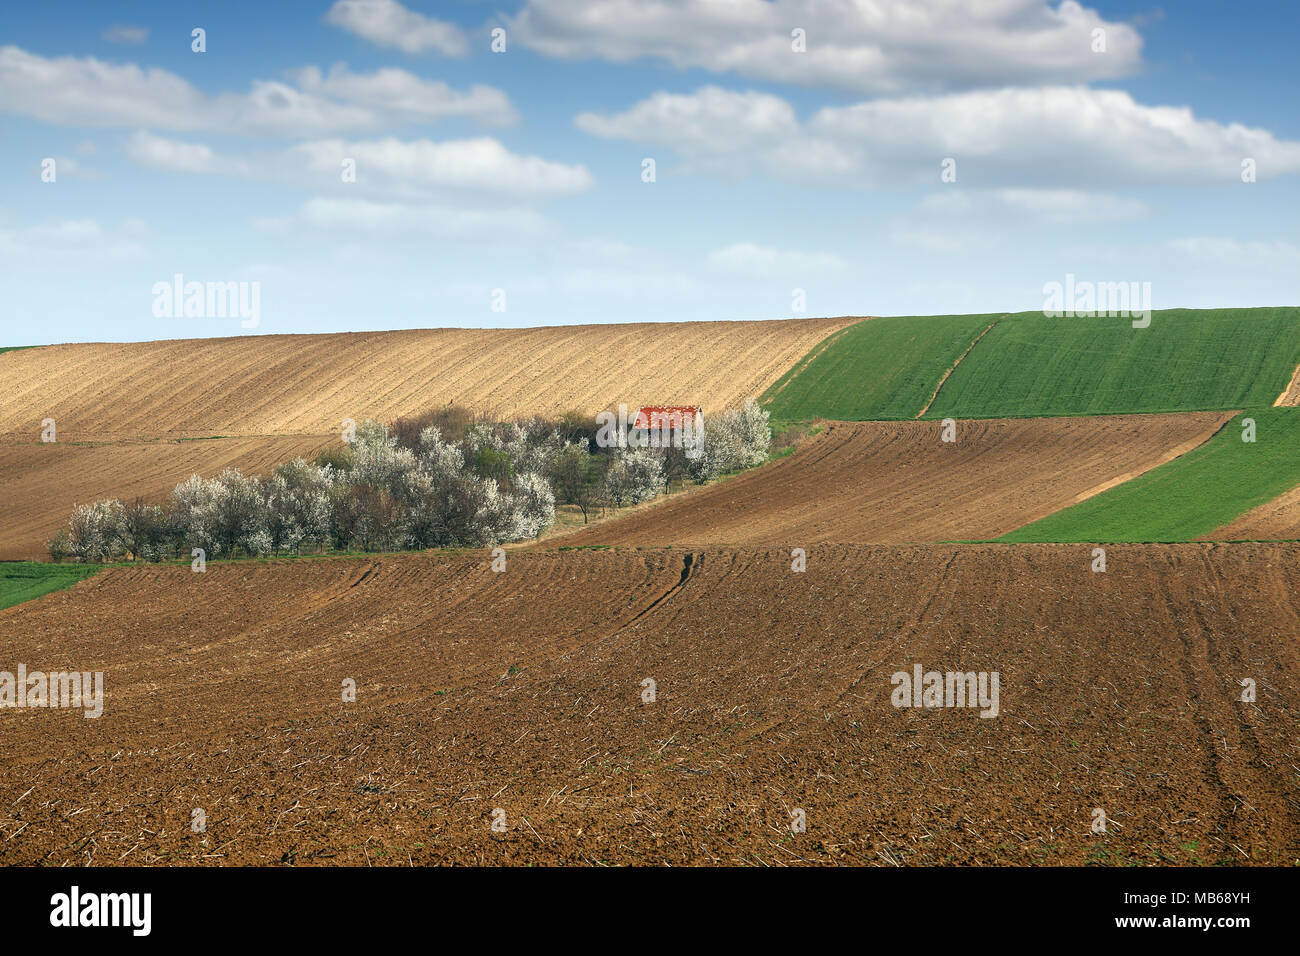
<box><xmin>1209</xmin><ymin>483</ymin><xmax>1300</xmax><ymax>541</ymax></box>
<box><xmin>0</xmin><ymin>318</ymin><xmax>857</xmax><ymax>441</ymax></box>
<box><xmin>0</xmin><ymin>437</ymin><xmax>332</xmax><ymax>560</ymax></box>
<box><xmin>557</xmin><ymin>413</ymin><xmax>1233</xmax><ymax>547</ymax></box>
<box><xmin>1</xmin><ymin>544</ymin><xmax>1296</xmax><ymax>866</ymax></box>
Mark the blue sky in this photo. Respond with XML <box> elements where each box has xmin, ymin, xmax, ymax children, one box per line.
<box><xmin>1</xmin><ymin>0</ymin><xmax>1297</xmax><ymax>345</ymax></box>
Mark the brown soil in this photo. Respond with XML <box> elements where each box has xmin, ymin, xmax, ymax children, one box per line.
<box><xmin>1207</xmin><ymin>482</ymin><xmax>1300</xmax><ymax>541</ymax></box>
<box><xmin>0</xmin><ymin>318</ymin><xmax>858</xmax><ymax>442</ymax></box>
<box><xmin>0</xmin><ymin>436</ymin><xmax>332</xmax><ymax>560</ymax></box>
<box><xmin>554</xmin><ymin>413</ymin><xmax>1233</xmax><ymax>548</ymax></box>
<box><xmin>0</xmin><ymin>544</ymin><xmax>1296</xmax><ymax>866</ymax></box>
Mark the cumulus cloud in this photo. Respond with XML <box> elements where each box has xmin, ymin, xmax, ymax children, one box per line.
<box><xmin>290</xmin><ymin>64</ymin><xmax>516</xmax><ymax>126</ymax></box>
<box><xmin>0</xmin><ymin>46</ymin><xmax>511</xmax><ymax>135</ymax></box>
<box><xmin>325</xmin><ymin>0</ymin><xmax>467</xmax><ymax>55</ymax></box>
<box><xmin>513</xmin><ymin>0</ymin><xmax>1141</xmax><ymax>93</ymax></box>
<box><xmin>577</xmin><ymin>85</ymin><xmax>1300</xmax><ymax>187</ymax></box>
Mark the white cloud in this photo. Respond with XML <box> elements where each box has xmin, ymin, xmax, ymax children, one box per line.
<box><xmin>325</xmin><ymin>0</ymin><xmax>467</xmax><ymax>56</ymax></box>
<box><xmin>290</xmin><ymin>64</ymin><xmax>516</xmax><ymax>125</ymax></box>
<box><xmin>0</xmin><ymin>46</ymin><xmax>511</xmax><ymax>135</ymax></box>
<box><xmin>255</xmin><ymin>197</ymin><xmax>549</xmax><ymax>241</ymax></box>
<box><xmin>514</xmin><ymin>0</ymin><xmax>1141</xmax><ymax>93</ymax></box>
<box><xmin>707</xmin><ymin>242</ymin><xmax>846</xmax><ymax>276</ymax></box>
<box><xmin>0</xmin><ymin>214</ymin><xmax>146</xmax><ymax>260</ymax></box>
<box><xmin>577</xmin><ymin>87</ymin><xmax>801</xmax><ymax>167</ymax></box>
<box><xmin>577</xmin><ymin>85</ymin><xmax>1300</xmax><ymax>187</ymax></box>
<box><xmin>126</xmin><ymin>131</ymin><xmax>252</xmax><ymax>175</ymax></box>
<box><xmin>287</xmin><ymin>137</ymin><xmax>593</xmax><ymax>197</ymax></box>
<box><xmin>123</xmin><ymin>133</ymin><xmax>593</xmax><ymax>199</ymax></box>
<box><xmin>102</xmin><ymin>25</ymin><xmax>149</xmax><ymax>45</ymax></box>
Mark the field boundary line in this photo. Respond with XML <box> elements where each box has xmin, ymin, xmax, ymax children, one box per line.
<box><xmin>1055</xmin><ymin>411</ymin><xmax>1238</xmax><ymax>509</ymax></box>
<box><xmin>1273</xmin><ymin>360</ymin><xmax>1300</xmax><ymax>406</ymax></box>
<box><xmin>913</xmin><ymin>318</ymin><xmax>1001</xmax><ymax>418</ymax></box>
<box><xmin>762</xmin><ymin>318</ymin><xmax>872</xmax><ymax>405</ymax></box>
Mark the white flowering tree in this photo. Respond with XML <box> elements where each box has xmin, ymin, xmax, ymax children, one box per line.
<box><xmin>52</xmin><ymin>402</ymin><xmax>777</xmax><ymax>562</ymax></box>
<box><xmin>66</xmin><ymin>499</ymin><xmax>127</xmax><ymax>562</ymax></box>
<box><xmin>690</xmin><ymin>399</ymin><xmax>770</xmax><ymax>481</ymax></box>
<box><xmin>604</xmin><ymin>448</ymin><xmax>664</xmax><ymax>506</ymax></box>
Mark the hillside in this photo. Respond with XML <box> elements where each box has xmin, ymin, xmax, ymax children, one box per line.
<box><xmin>764</xmin><ymin>308</ymin><xmax>1300</xmax><ymax>421</ymax></box>
<box><xmin>762</xmin><ymin>313</ymin><xmax>999</xmax><ymax>421</ymax></box>
<box><xmin>1001</xmin><ymin>408</ymin><xmax>1300</xmax><ymax>543</ymax></box>
<box><xmin>2</xmin><ymin>544</ymin><xmax>1296</xmax><ymax>865</ymax></box>
<box><xmin>0</xmin><ymin>436</ymin><xmax>334</xmax><ymax>560</ymax></box>
<box><xmin>553</xmin><ymin>413</ymin><xmax>1232</xmax><ymax>547</ymax></box>
<box><xmin>928</xmin><ymin>308</ymin><xmax>1300</xmax><ymax>419</ymax></box>
<box><xmin>0</xmin><ymin>318</ymin><xmax>859</xmax><ymax>442</ymax></box>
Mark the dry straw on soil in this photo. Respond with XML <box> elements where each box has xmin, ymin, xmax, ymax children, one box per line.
<box><xmin>1</xmin><ymin>544</ymin><xmax>1296</xmax><ymax>866</ymax></box>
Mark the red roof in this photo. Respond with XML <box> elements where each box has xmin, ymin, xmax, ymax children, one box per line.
<box><xmin>633</xmin><ymin>405</ymin><xmax>702</xmax><ymax>429</ymax></box>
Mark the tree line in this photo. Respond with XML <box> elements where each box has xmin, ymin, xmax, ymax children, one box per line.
<box><xmin>49</xmin><ymin>401</ymin><xmax>772</xmax><ymax>563</ymax></box>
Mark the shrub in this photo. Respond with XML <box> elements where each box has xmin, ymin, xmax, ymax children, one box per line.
<box><xmin>393</xmin><ymin>405</ymin><xmax>482</xmax><ymax>448</ymax></box>
<box><xmin>51</xmin><ymin>404</ymin><xmax>774</xmax><ymax>563</ymax></box>
<box><xmin>46</xmin><ymin>529</ymin><xmax>70</xmax><ymax>563</ymax></box>
<box><xmin>314</xmin><ymin>443</ymin><xmax>354</xmax><ymax>472</ymax></box>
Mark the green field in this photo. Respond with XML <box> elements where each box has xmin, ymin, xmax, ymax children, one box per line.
<box><xmin>1000</xmin><ymin>408</ymin><xmax>1300</xmax><ymax>542</ymax></box>
<box><xmin>762</xmin><ymin>313</ymin><xmax>1001</xmax><ymax>421</ymax></box>
<box><xmin>765</xmin><ymin>308</ymin><xmax>1300</xmax><ymax>421</ymax></box>
<box><xmin>927</xmin><ymin>308</ymin><xmax>1300</xmax><ymax>419</ymax></box>
<box><xmin>0</xmin><ymin>563</ymin><xmax>99</xmax><ymax>611</ymax></box>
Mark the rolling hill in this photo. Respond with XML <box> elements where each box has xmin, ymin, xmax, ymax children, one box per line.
<box><xmin>0</xmin><ymin>318</ymin><xmax>859</xmax><ymax>442</ymax></box>
<box><xmin>764</xmin><ymin>307</ymin><xmax>1300</xmax><ymax>422</ymax></box>
<box><xmin>1001</xmin><ymin>408</ymin><xmax>1300</xmax><ymax>543</ymax></box>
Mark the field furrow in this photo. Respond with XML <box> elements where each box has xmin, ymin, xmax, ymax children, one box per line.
<box><xmin>0</xmin><ymin>436</ymin><xmax>334</xmax><ymax>561</ymax></box>
<box><xmin>1</xmin><ymin>544</ymin><xmax>1296</xmax><ymax>866</ymax></box>
<box><xmin>0</xmin><ymin>318</ymin><xmax>857</xmax><ymax>441</ymax></box>
<box><xmin>553</xmin><ymin>412</ymin><xmax>1233</xmax><ymax>547</ymax></box>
